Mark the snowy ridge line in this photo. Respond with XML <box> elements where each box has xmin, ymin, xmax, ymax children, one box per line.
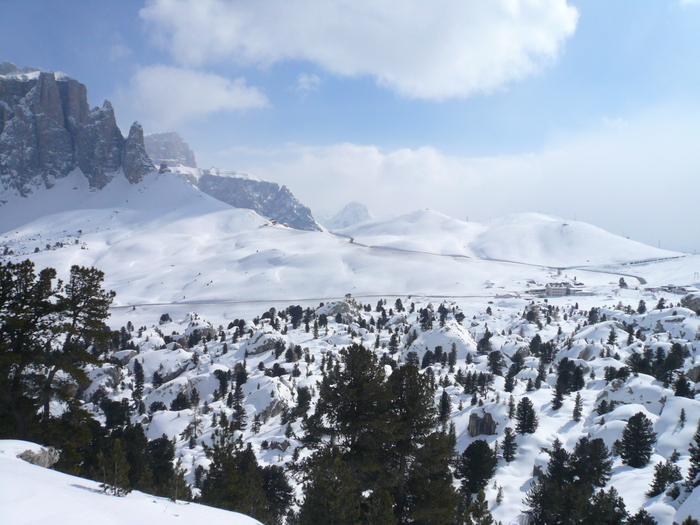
<box><xmin>333</xmin><ymin>231</ymin><xmax>651</xmax><ymax>284</ymax></box>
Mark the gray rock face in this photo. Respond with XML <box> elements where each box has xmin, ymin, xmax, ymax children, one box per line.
<box><xmin>198</xmin><ymin>172</ymin><xmax>320</xmax><ymax>231</ymax></box>
<box><xmin>145</xmin><ymin>131</ymin><xmax>197</xmax><ymax>168</ymax></box>
<box><xmin>468</xmin><ymin>412</ymin><xmax>497</xmax><ymax>437</ymax></box>
<box><xmin>170</xmin><ymin>166</ymin><xmax>321</xmax><ymax>231</ymax></box>
<box><xmin>0</xmin><ymin>63</ymin><xmax>153</xmax><ymax>198</ymax></box>
<box><xmin>122</xmin><ymin>122</ymin><xmax>155</xmax><ymax>184</ymax></box>
<box><xmin>18</xmin><ymin>447</ymin><xmax>60</xmax><ymax>468</ymax></box>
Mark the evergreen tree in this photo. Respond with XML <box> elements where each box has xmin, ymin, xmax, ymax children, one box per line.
<box><xmin>438</xmin><ymin>389</ymin><xmax>452</xmax><ymax>423</ymax></box>
<box><xmin>458</xmin><ymin>439</ymin><xmax>497</xmax><ymax>495</ymax></box>
<box><xmin>525</xmin><ymin>437</ymin><xmax>614</xmax><ymax>525</ymax></box>
<box><xmin>298</xmin><ymin>447</ymin><xmax>360</xmax><ymax>525</ymax></box>
<box><xmin>261</xmin><ymin>464</ymin><xmax>294</xmax><ymax>524</ymax></box>
<box><xmin>573</xmin><ymin>392</ymin><xmax>583</xmax><ymax>422</ymax></box>
<box><xmin>585</xmin><ymin>487</ymin><xmax>627</xmax><ymax>524</ymax></box>
<box><xmin>627</xmin><ymin>509</ymin><xmax>658</xmax><ymax>525</ymax></box>
<box><xmin>200</xmin><ymin>423</ymin><xmax>271</xmax><ymax>522</ymax></box>
<box><xmin>100</xmin><ymin>438</ymin><xmax>132</xmax><ymax>496</ymax></box>
<box><xmin>673</xmin><ymin>375</ymin><xmax>694</xmax><ymax>398</ymax></box>
<box><xmin>0</xmin><ymin>261</ymin><xmax>114</xmax><ymax>438</ymax></box>
<box><xmin>515</xmin><ymin>397</ymin><xmax>538</xmax><ymax>434</ymax></box>
<box><xmin>507</xmin><ymin>396</ymin><xmax>515</xmax><ymax>419</ymax></box>
<box><xmin>685</xmin><ymin>420</ymin><xmax>700</xmax><ymax>491</ymax></box>
<box><xmin>464</xmin><ymin>490</ymin><xmax>495</xmax><ymax>525</ymax></box>
<box><xmin>132</xmin><ymin>360</ymin><xmax>144</xmax><ymax>402</ymax></box>
<box><xmin>646</xmin><ymin>456</ymin><xmax>682</xmax><ymax>497</ymax></box>
<box><xmin>620</xmin><ymin>412</ymin><xmax>656</xmax><ymax>468</ymax></box>
<box><xmin>501</xmin><ymin>427</ymin><xmax>517</xmax><ymax>463</ymax></box>
<box><xmin>315</xmin><ymin>343</ymin><xmax>389</xmax><ymax>484</ymax></box>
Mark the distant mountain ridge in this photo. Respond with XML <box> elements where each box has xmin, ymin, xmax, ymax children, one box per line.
<box><xmin>144</xmin><ymin>131</ymin><xmax>197</xmax><ymax>168</ymax></box>
<box><xmin>144</xmin><ymin>131</ymin><xmax>320</xmax><ymax>231</ymax></box>
<box><xmin>320</xmin><ymin>201</ymin><xmax>372</xmax><ymax>230</ymax></box>
<box><xmin>0</xmin><ymin>61</ymin><xmax>153</xmax><ymax>199</ymax></box>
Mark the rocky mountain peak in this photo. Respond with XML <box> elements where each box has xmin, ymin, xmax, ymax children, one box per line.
<box><xmin>0</xmin><ymin>62</ymin><xmax>154</xmax><ymax>198</ymax></box>
<box><xmin>144</xmin><ymin>131</ymin><xmax>197</xmax><ymax>168</ymax></box>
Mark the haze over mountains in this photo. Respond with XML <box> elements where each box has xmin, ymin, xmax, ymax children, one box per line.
<box><xmin>2</xmin><ymin>64</ymin><xmax>700</xmax><ymax>525</ymax></box>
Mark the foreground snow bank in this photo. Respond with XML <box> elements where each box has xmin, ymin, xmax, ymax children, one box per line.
<box><xmin>0</xmin><ymin>440</ymin><xmax>261</xmax><ymax>525</ymax></box>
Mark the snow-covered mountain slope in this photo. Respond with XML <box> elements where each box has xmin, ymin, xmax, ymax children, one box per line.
<box><xmin>338</xmin><ymin>211</ymin><xmax>682</xmax><ymax>268</ymax></box>
<box><xmin>2</xmin><ymin>176</ymin><xmax>699</xmax><ymax>327</ymax></box>
<box><xmin>319</xmin><ymin>201</ymin><xmax>372</xmax><ymax>230</ymax></box>
<box><xmin>0</xmin><ymin>440</ymin><xmax>261</xmax><ymax>525</ymax></box>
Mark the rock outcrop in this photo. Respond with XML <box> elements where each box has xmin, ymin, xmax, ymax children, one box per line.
<box><xmin>145</xmin><ymin>131</ymin><xmax>320</xmax><ymax>231</ymax></box>
<box><xmin>468</xmin><ymin>411</ymin><xmax>497</xmax><ymax>437</ymax></box>
<box><xmin>144</xmin><ymin>131</ymin><xmax>197</xmax><ymax>168</ymax></box>
<box><xmin>168</xmin><ymin>165</ymin><xmax>321</xmax><ymax>231</ymax></box>
<box><xmin>18</xmin><ymin>446</ymin><xmax>60</xmax><ymax>468</ymax></box>
<box><xmin>0</xmin><ymin>62</ymin><xmax>154</xmax><ymax>197</ymax></box>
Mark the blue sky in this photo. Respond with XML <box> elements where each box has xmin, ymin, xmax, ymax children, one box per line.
<box><xmin>2</xmin><ymin>0</ymin><xmax>700</xmax><ymax>252</ymax></box>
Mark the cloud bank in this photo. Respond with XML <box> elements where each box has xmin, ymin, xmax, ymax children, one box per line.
<box><xmin>227</xmin><ymin>104</ymin><xmax>700</xmax><ymax>253</ymax></box>
<box><xmin>140</xmin><ymin>0</ymin><xmax>579</xmax><ymax>99</ymax></box>
<box><xmin>122</xmin><ymin>65</ymin><xmax>268</xmax><ymax>129</ymax></box>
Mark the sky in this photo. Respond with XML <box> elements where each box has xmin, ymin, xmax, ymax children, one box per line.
<box><xmin>1</xmin><ymin>0</ymin><xmax>699</xmax><ymax>253</ymax></box>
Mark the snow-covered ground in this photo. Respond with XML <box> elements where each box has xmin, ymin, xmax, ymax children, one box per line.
<box><xmin>3</xmin><ymin>169</ymin><xmax>700</xmax><ymax>524</ymax></box>
<box><xmin>0</xmin><ymin>440</ymin><xmax>262</xmax><ymax>525</ymax></box>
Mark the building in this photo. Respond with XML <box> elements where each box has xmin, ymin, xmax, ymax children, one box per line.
<box><xmin>545</xmin><ymin>283</ymin><xmax>571</xmax><ymax>297</ymax></box>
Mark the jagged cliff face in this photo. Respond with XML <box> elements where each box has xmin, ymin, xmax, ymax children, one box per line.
<box><xmin>170</xmin><ymin>166</ymin><xmax>321</xmax><ymax>231</ymax></box>
<box><xmin>146</xmin><ymin>131</ymin><xmax>321</xmax><ymax>231</ymax></box>
<box><xmin>197</xmin><ymin>169</ymin><xmax>321</xmax><ymax>231</ymax></box>
<box><xmin>0</xmin><ymin>62</ymin><xmax>153</xmax><ymax>197</ymax></box>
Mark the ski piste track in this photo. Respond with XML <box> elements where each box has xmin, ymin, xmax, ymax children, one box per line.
<box><xmin>111</xmin><ymin>235</ymin><xmax>689</xmax><ymax>311</ymax></box>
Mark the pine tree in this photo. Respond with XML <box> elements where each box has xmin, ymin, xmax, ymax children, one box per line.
<box><xmin>507</xmin><ymin>395</ymin><xmax>515</xmax><ymax>419</ymax></box>
<box><xmin>572</xmin><ymin>392</ymin><xmax>583</xmax><ymax>422</ymax></box>
<box><xmin>200</xmin><ymin>424</ymin><xmax>270</xmax><ymax>522</ymax></box>
<box><xmin>438</xmin><ymin>389</ymin><xmax>452</xmax><ymax>423</ymax></box>
<box><xmin>515</xmin><ymin>397</ymin><xmax>538</xmax><ymax>434</ymax></box>
<box><xmin>685</xmin><ymin>420</ymin><xmax>700</xmax><ymax>491</ymax></box>
<box><xmin>620</xmin><ymin>412</ymin><xmax>656</xmax><ymax>468</ymax></box>
<box><xmin>133</xmin><ymin>360</ymin><xmax>144</xmax><ymax>402</ymax></box>
<box><xmin>585</xmin><ymin>487</ymin><xmax>627</xmax><ymax>524</ymax></box>
<box><xmin>459</xmin><ymin>439</ymin><xmax>498</xmax><ymax>495</ymax></box>
<box><xmin>464</xmin><ymin>490</ymin><xmax>495</xmax><ymax>525</ymax></box>
<box><xmin>646</xmin><ymin>457</ymin><xmax>682</xmax><ymax>497</ymax></box>
<box><xmin>298</xmin><ymin>447</ymin><xmax>360</xmax><ymax>525</ymax></box>
<box><xmin>551</xmin><ymin>388</ymin><xmax>564</xmax><ymax>410</ymax></box>
<box><xmin>101</xmin><ymin>438</ymin><xmax>132</xmax><ymax>496</ymax></box>
<box><xmin>501</xmin><ymin>427</ymin><xmax>517</xmax><ymax>463</ymax></box>
<box><xmin>627</xmin><ymin>509</ymin><xmax>658</xmax><ymax>525</ymax></box>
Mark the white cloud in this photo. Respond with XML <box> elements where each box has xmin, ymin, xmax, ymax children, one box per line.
<box><xmin>680</xmin><ymin>0</ymin><xmax>700</xmax><ymax>5</ymax></box>
<box><xmin>295</xmin><ymin>73</ymin><xmax>320</xmax><ymax>93</ymax></box>
<box><xmin>140</xmin><ymin>0</ymin><xmax>578</xmax><ymax>100</ymax></box>
<box><xmin>122</xmin><ymin>65</ymin><xmax>268</xmax><ymax>129</ymax></box>
<box><xmin>227</xmin><ymin>105</ymin><xmax>700</xmax><ymax>252</ymax></box>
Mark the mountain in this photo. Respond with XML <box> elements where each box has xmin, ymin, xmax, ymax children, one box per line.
<box><xmin>0</xmin><ymin>440</ymin><xmax>262</xmax><ymax>525</ymax></box>
<box><xmin>319</xmin><ymin>201</ymin><xmax>372</xmax><ymax>230</ymax></box>
<box><xmin>5</xmin><ymin>63</ymin><xmax>700</xmax><ymax>525</ymax></box>
<box><xmin>0</xmin><ymin>62</ymin><xmax>153</xmax><ymax>200</ymax></box>
<box><xmin>338</xmin><ymin>210</ymin><xmax>681</xmax><ymax>268</ymax></box>
<box><xmin>169</xmin><ymin>166</ymin><xmax>321</xmax><ymax>232</ymax></box>
<box><xmin>144</xmin><ymin>131</ymin><xmax>197</xmax><ymax>168</ymax></box>
<box><xmin>144</xmin><ymin>131</ymin><xmax>320</xmax><ymax>231</ymax></box>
